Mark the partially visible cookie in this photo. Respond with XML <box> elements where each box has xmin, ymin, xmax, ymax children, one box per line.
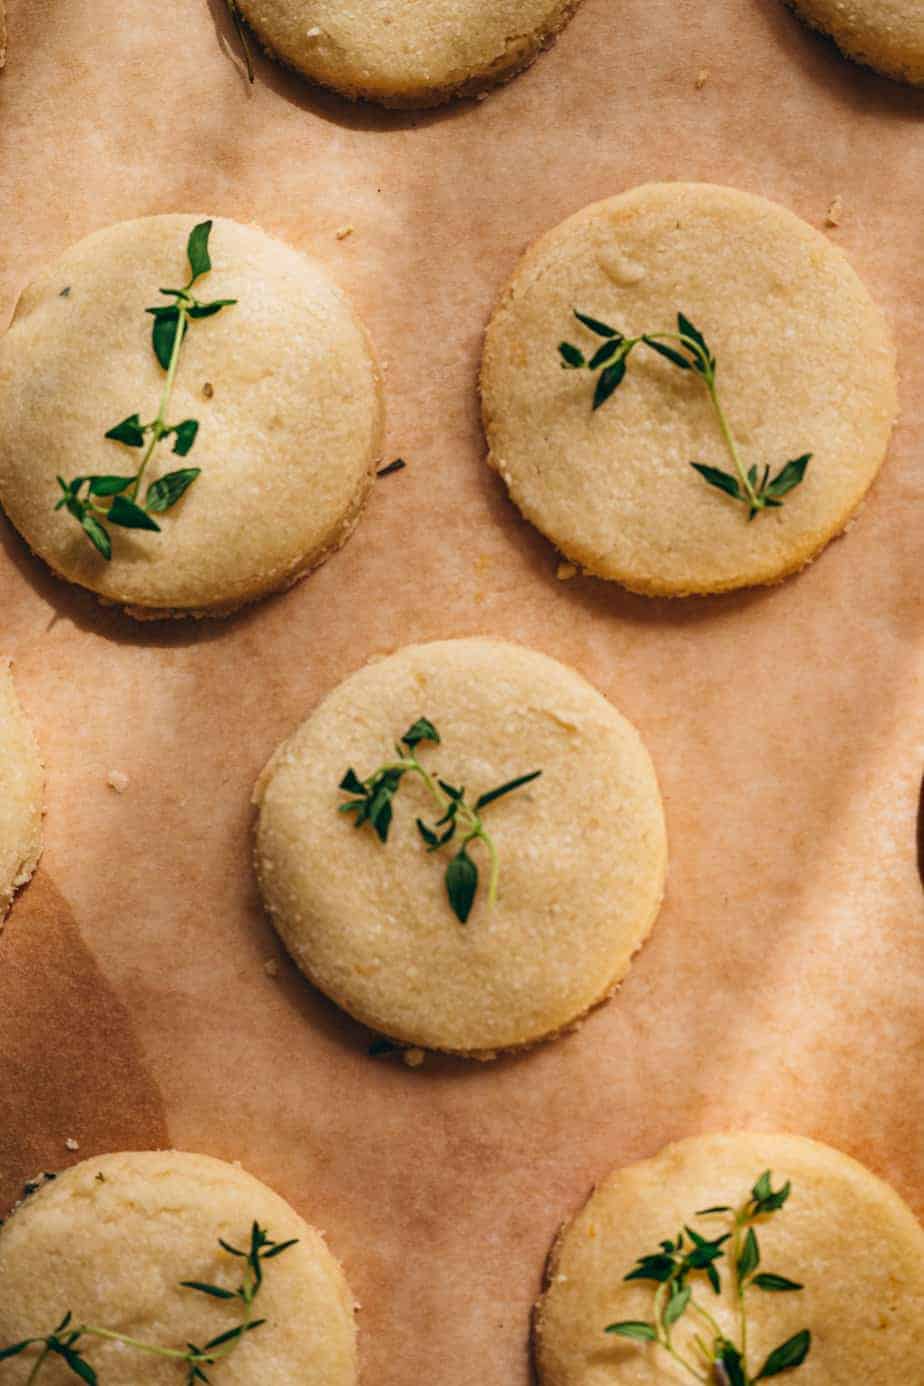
<box><xmin>234</xmin><ymin>0</ymin><xmax>584</xmax><ymax>107</ymax></box>
<box><xmin>0</xmin><ymin>215</ymin><xmax>384</xmax><ymax>619</ymax></box>
<box><xmin>0</xmin><ymin>661</ymin><xmax>43</xmax><ymax>925</ymax></box>
<box><xmin>482</xmin><ymin>182</ymin><xmax>897</xmax><ymax>597</ymax></box>
<box><xmin>786</xmin><ymin>0</ymin><xmax>924</xmax><ymax>85</ymax></box>
<box><xmin>254</xmin><ymin>637</ymin><xmax>667</xmax><ymax>1057</ymax></box>
<box><xmin>536</xmin><ymin>1132</ymin><xmax>924</xmax><ymax>1385</ymax></box>
<box><xmin>0</xmin><ymin>1149</ymin><xmax>357</xmax><ymax>1385</ymax></box>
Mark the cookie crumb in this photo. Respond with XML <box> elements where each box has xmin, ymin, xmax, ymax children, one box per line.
<box><xmin>402</xmin><ymin>1047</ymin><xmax>426</xmax><ymax>1069</ymax></box>
<box><xmin>556</xmin><ymin>561</ymin><xmax>578</xmax><ymax>581</ymax></box>
<box><xmin>306</xmin><ymin>25</ymin><xmax>322</xmax><ymax>38</ymax></box>
<box><xmin>202</xmin><ymin>381</ymin><xmax>214</xmax><ymax>399</ymax></box>
<box><xmin>106</xmin><ymin>769</ymin><xmax>129</xmax><ymax>793</ymax></box>
<box><xmin>95</xmin><ymin>1171</ymin><xmax>106</xmax><ymax>1183</ymax></box>
<box><xmin>65</xmin><ymin>1137</ymin><xmax>79</xmax><ymax>1152</ymax></box>
<box><xmin>695</xmin><ymin>68</ymin><xmax>709</xmax><ymax>89</ymax></box>
<box><xmin>264</xmin><ymin>957</ymin><xmax>280</xmax><ymax>978</ymax></box>
<box><xmin>336</xmin><ymin>224</ymin><xmax>355</xmax><ymax>241</ymax></box>
<box><xmin>825</xmin><ymin>195</ymin><xmax>843</xmax><ymax>228</ymax></box>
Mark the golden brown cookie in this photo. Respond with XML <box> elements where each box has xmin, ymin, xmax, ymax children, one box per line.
<box><xmin>786</xmin><ymin>0</ymin><xmax>924</xmax><ymax>85</ymax></box>
<box><xmin>234</xmin><ymin>0</ymin><xmax>584</xmax><ymax>107</ymax></box>
<box><xmin>0</xmin><ymin>661</ymin><xmax>42</xmax><ymax>925</ymax></box>
<box><xmin>0</xmin><ymin>1150</ymin><xmax>357</xmax><ymax>1384</ymax></box>
<box><xmin>536</xmin><ymin>1132</ymin><xmax>924</xmax><ymax>1385</ymax></box>
<box><xmin>0</xmin><ymin>215</ymin><xmax>383</xmax><ymax>619</ymax></box>
<box><xmin>254</xmin><ymin>637</ymin><xmax>667</xmax><ymax>1056</ymax></box>
<box><xmin>482</xmin><ymin>182</ymin><xmax>897</xmax><ymax>596</ymax></box>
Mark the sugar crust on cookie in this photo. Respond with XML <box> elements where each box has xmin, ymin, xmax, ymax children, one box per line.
<box><xmin>785</xmin><ymin>0</ymin><xmax>924</xmax><ymax>85</ymax></box>
<box><xmin>0</xmin><ymin>215</ymin><xmax>384</xmax><ymax>619</ymax></box>
<box><xmin>0</xmin><ymin>1149</ymin><xmax>357</xmax><ymax>1385</ymax></box>
<box><xmin>481</xmin><ymin>182</ymin><xmax>897</xmax><ymax>597</ymax></box>
<box><xmin>254</xmin><ymin>637</ymin><xmax>667</xmax><ymax>1056</ymax></box>
<box><xmin>235</xmin><ymin>0</ymin><xmax>585</xmax><ymax>107</ymax></box>
<box><xmin>535</xmin><ymin>1131</ymin><xmax>924</xmax><ymax>1385</ymax></box>
<box><xmin>0</xmin><ymin>661</ymin><xmax>43</xmax><ymax>925</ymax></box>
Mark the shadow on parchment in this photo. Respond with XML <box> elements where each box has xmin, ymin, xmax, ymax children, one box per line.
<box><xmin>204</xmin><ymin>0</ymin><xmax>489</xmax><ymax>134</ymax></box>
<box><xmin>0</xmin><ymin>873</ymin><xmax>170</xmax><ymax>1210</ymax></box>
<box><xmin>752</xmin><ymin>0</ymin><xmax>924</xmax><ymax>121</ymax></box>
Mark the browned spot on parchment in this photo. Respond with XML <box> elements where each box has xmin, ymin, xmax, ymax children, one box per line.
<box><xmin>0</xmin><ymin>874</ymin><xmax>168</xmax><ymax>1213</ymax></box>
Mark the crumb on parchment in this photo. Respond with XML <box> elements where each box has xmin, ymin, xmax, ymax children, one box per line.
<box><xmin>107</xmin><ymin>769</ymin><xmax>129</xmax><ymax>793</ymax></box>
<box><xmin>402</xmin><ymin>1047</ymin><xmax>426</xmax><ymax>1069</ymax></box>
<box><xmin>825</xmin><ymin>196</ymin><xmax>844</xmax><ymax>227</ymax></box>
<box><xmin>336</xmin><ymin>225</ymin><xmax>355</xmax><ymax>241</ymax></box>
<box><xmin>557</xmin><ymin>561</ymin><xmax>578</xmax><ymax>581</ymax></box>
<box><xmin>695</xmin><ymin>68</ymin><xmax>709</xmax><ymax>89</ymax></box>
<box><xmin>65</xmin><ymin>1137</ymin><xmax>79</xmax><ymax>1152</ymax></box>
<box><xmin>264</xmin><ymin>958</ymin><xmax>280</xmax><ymax>977</ymax></box>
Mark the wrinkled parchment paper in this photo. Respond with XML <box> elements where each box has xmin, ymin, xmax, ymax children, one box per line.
<box><xmin>1</xmin><ymin>2</ymin><xmax>922</xmax><ymax>1382</ymax></box>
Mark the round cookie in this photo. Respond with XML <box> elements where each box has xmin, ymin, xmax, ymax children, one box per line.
<box><xmin>254</xmin><ymin>637</ymin><xmax>667</xmax><ymax>1056</ymax></box>
<box><xmin>482</xmin><ymin>182</ymin><xmax>897</xmax><ymax>597</ymax></box>
<box><xmin>0</xmin><ymin>661</ymin><xmax>43</xmax><ymax>925</ymax></box>
<box><xmin>0</xmin><ymin>1150</ymin><xmax>357</xmax><ymax>1385</ymax></box>
<box><xmin>535</xmin><ymin>1132</ymin><xmax>924</xmax><ymax>1385</ymax></box>
<box><xmin>0</xmin><ymin>215</ymin><xmax>384</xmax><ymax>619</ymax></box>
<box><xmin>234</xmin><ymin>0</ymin><xmax>584</xmax><ymax>107</ymax></box>
<box><xmin>785</xmin><ymin>0</ymin><xmax>924</xmax><ymax>85</ymax></box>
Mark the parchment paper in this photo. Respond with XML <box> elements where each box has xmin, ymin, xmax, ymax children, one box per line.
<box><xmin>1</xmin><ymin>3</ymin><xmax>922</xmax><ymax>1383</ymax></box>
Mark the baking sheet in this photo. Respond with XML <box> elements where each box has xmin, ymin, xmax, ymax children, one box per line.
<box><xmin>1</xmin><ymin>2</ymin><xmax>922</xmax><ymax>1382</ymax></box>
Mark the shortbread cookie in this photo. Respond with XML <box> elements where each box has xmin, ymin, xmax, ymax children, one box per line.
<box><xmin>786</xmin><ymin>0</ymin><xmax>924</xmax><ymax>85</ymax></box>
<box><xmin>0</xmin><ymin>215</ymin><xmax>383</xmax><ymax>619</ymax></box>
<box><xmin>0</xmin><ymin>1150</ymin><xmax>357</xmax><ymax>1385</ymax></box>
<box><xmin>482</xmin><ymin>182</ymin><xmax>897</xmax><ymax>596</ymax></box>
<box><xmin>536</xmin><ymin>1132</ymin><xmax>924</xmax><ymax>1385</ymax></box>
<box><xmin>235</xmin><ymin>0</ymin><xmax>584</xmax><ymax>107</ymax></box>
<box><xmin>0</xmin><ymin>662</ymin><xmax>42</xmax><ymax>924</ymax></box>
<box><xmin>254</xmin><ymin>638</ymin><xmax>667</xmax><ymax>1056</ymax></box>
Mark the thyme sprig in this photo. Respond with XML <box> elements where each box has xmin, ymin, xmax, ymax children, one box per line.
<box><xmin>338</xmin><ymin>718</ymin><xmax>542</xmax><ymax>923</ymax></box>
<box><xmin>55</xmin><ymin>221</ymin><xmax>236</xmax><ymax>560</ymax></box>
<box><xmin>559</xmin><ymin>310</ymin><xmax>810</xmax><ymax>521</ymax></box>
<box><xmin>0</xmin><ymin>1221</ymin><xmax>296</xmax><ymax>1384</ymax></box>
<box><xmin>606</xmin><ymin>1172</ymin><xmax>810</xmax><ymax>1384</ymax></box>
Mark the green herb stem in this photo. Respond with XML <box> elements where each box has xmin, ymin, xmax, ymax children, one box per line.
<box><xmin>24</xmin><ymin>1344</ymin><xmax>51</xmax><ymax>1386</ymax></box>
<box><xmin>132</xmin><ymin>296</ymin><xmax>190</xmax><ymax>502</ymax></box>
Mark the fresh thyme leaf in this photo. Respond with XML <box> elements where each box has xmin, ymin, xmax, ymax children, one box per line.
<box><xmin>737</xmin><ymin>1228</ymin><xmax>760</xmax><ymax>1281</ymax></box>
<box><xmin>664</xmin><ymin>1283</ymin><xmax>691</xmax><ymax>1327</ymax></box>
<box><xmin>677</xmin><ymin>312</ymin><xmax>713</xmax><ymax>370</ymax></box>
<box><xmin>87</xmin><ymin>475</ymin><xmax>135</xmax><ymax>497</ymax></box>
<box><xmin>339</xmin><ymin>768</ymin><xmax>365</xmax><ymax>795</ymax></box>
<box><xmin>377</xmin><ymin>458</ymin><xmax>407</xmax><ymax>477</ymax></box>
<box><xmin>107</xmin><ymin>496</ymin><xmax>161</xmax><ymax>531</ymax></box>
<box><xmin>588</xmin><ymin>339</ymin><xmax>623</xmax><ymax>370</ymax></box>
<box><xmin>624</xmin><ymin>1254</ymin><xmax>675</xmax><ymax>1284</ymax></box>
<box><xmin>261</xmin><ymin>1239</ymin><xmax>298</xmax><ymax>1259</ymax></box>
<box><xmin>559</xmin><ymin>342</ymin><xmax>585</xmax><ymax>369</ymax></box>
<box><xmin>718</xmin><ymin>1342</ymin><xmax>748</xmax><ymax>1386</ymax></box>
<box><xmin>690</xmin><ymin>463</ymin><xmax>741</xmax><ymax>500</ymax></box>
<box><xmin>47</xmin><ymin>1341</ymin><xmax>97</xmax><ymax>1384</ymax></box>
<box><xmin>150</xmin><ymin>306</ymin><xmax>185</xmax><ymax>370</ymax></box>
<box><xmin>605</xmin><ymin>1321</ymin><xmax>657</xmax><ymax>1341</ymax></box>
<box><xmin>170</xmin><ymin>420</ymin><xmax>200</xmax><ymax>457</ymax></box>
<box><xmin>187</xmin><ymin>299</ymin><xmax>237</xmax><ymax>320</ymax></box>
<box><xmin>401</xmin><ymin>718</ymin><xmax>440</xmax><ymax>750</ymax></box>
<box><xmin>445</xmin><ymin>846</ymin><xmax>478</xmax><ymax>923</ymax></box>
<box><xmin>752</xmin><ymin>1274</ymin><xmax>803</xmax><ymax>1293</ymax></box>
<box><xmin>593</xmin><ymin>359</ymin><xmax>627</xmax><ymax>410</ymax></box>
<box><xmin>573</xmin><ymin>310</ymin><xmax>620</xmax><ymax>339</ymax></box>
<box><xmin>643</xmin><ymin>335</ymin><xmax>693</xmax><ymax>370</ymax></box>
<box><xmin>179</xmin><ymin>1282</ymin><xmax>237</xmax><ymax>1300</ymax></box>
<box><xmin>186</xmin><ymin>221</ymin><xmax>214</xmax><ymax>281</ymax></box>
<box><xmin>475</xmin><ymin>769</ymin><xmax>542</xmax><ymax>811</ymax></box>
<box><xmin>145</xmin><ymin>468</ymin><xmax>201</xmax><ymax>513</ymax></box>
<box><xmin>696</xmin><ymin>1205</ymin><xmax>733</xmax><ymax>1215</ymax></box>
<box><xmin>81</xmin><ymin>513</ymin><xmax>112</xmax><ymax>559</ymax></box>
<box><xmin>417</xmin><ymin>819</ymin><xmax>439</xmax><ymax>848</ymax></box>
<box><xmin>104</xmin><ymin>414</ymin><xmax>146</xmax><ymax>448</ymax></box>
<box><xmin>0</xmin><ymin>1341</ymin><xmax>32</xmax><ymax>1359</ymax></box>
<box><xmin>225</xmin><ymin>0</ymin><xmax>256</xmax><ymax>82</ymax></box>
<box><xmin>765</xmin><ymin>455</ymin><xmax>811</xmax><ymax>498</ymax></box>
<box><xmin>754</xmin><ymin>1330</ymin><xmax>811</xmax><ymax>1378</ymax></box>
